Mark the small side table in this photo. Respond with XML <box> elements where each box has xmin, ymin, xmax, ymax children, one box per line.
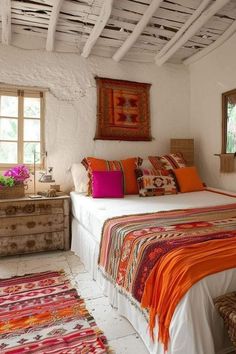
<box><xmin>0</xmin><ymin>195</ymin><xmax>70</xmax><ymax>256</ymax></box>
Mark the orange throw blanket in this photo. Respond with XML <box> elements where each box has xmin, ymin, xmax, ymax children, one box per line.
<box><xmin>141</xmin><ymin>237</ymin><xmax>236</xmax><ymax>351</ymax></box>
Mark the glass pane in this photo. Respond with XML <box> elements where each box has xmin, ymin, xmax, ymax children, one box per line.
<box><xmin>0</xmin><ymin>96</ymin><xmax>18</xmax><ymax>117</ymax></box>
<box><xmin>226</xmin><ymin>98</ymin><xmax>236</xmax><ymax>153</ymax></box>
<box><xmin>24</xmin><ymin>97</ymin><xmax>40</xmax><ymax>118</ymax></box>
<box><xmin>0</xmin><ymin>142</ymin><xmax>17</xmax><ymax>163</ymax></box>
<box><xmin>24</xmin><ymin>142</ymin><xmax>40</xmax><ymax>164</ymax></box>
<box><xmin>24</xmin><ymin>119</ymin><xmax>40</xmax><ymax>141</ymax></box>
<box><xmin>0</xmin><ymin>118</ymin><xmax>18</xmax><ymax>141</ymax></box>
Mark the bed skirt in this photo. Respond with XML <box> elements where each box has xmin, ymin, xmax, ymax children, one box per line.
<box><xmin>71</xmin><ymin>216</ymin><xmax>235</xmax><ymax>354</ymax></box>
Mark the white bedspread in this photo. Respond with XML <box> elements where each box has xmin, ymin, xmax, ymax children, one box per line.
<box><xmin>70</xmin><ymin>189</ymin><xmax>236</xmax><ymax>354</ymax></box>
<box><xmin>71</xmin><ymin>189</ymin><xmax>236</xmax><ymax>241</ymax></box>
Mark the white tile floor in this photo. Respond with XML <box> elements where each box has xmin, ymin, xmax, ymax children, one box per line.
<box><xmin>0</xmin><ymin>251</ymin><xmax>149</xmax><ymax>354</ymax></box>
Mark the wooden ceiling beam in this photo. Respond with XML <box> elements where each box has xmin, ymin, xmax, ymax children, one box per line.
<box><xmin>155</xmin><ymin>0</ymin><xmax>231</xmax><ymax>66</ymax></box>
<box><xmin>82</xmin><ymin>0</ymin><xmax>113</xmax><ymax>58</ymax></box>
<box><xmin>155</xmin><ymin>0</ymin><xmax>211</xmax><ymax>61</ymax></box>
<box><xmin>112</xmin><ymin>0</ymin><xmax>163</xmax><ymax>62</ymax></box>
<box><xmin>184</xmin><ymin>18</ymin><xmax>236</xmax><ymax>65</ymax></box>
<box><xmin>1</xmin><ymin>0</ymin><xmax>11</xmax><ymax>45</ymax></box>
<box><xmin>46</xmin><ymin>0</ymin><xmax>64</xmax><ymax>51</ymax></box>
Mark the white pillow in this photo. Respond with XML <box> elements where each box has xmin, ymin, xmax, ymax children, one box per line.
<box><xmin>141</xmin><ymin>158</ymin><xmax>154</xmax><ymax>169</ymax></box>
<box><xmin>71</xmin><ymin>163</ymin><xmax>88</xmax><ymax>193</ymax></box>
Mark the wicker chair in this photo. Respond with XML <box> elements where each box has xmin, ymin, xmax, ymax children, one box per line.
<box><xmin>214</xmin><ymin>291</ymin><xmax>236</xmax><ymax>348</ymax></box>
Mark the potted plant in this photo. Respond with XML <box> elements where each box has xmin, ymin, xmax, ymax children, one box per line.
<box><xmin>0</xmin><ymin>165</ymin><xmax>30</xmax><ymax>199</ymax></box>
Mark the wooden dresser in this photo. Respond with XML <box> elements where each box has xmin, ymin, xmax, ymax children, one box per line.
<box><xmin>0</xmin><ymin>196</ymin><xmax>70</xmax><ymax>256</ymax></box>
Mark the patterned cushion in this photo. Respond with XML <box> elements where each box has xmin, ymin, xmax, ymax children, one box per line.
<box><xmin>82</xmin><ymin>157</ymin><xmax>142</xmax><ymax>195</ymax></box>
<box><xmin>135</xmin><ymin>168</ymin><xmax>177</xmax><ymax>197</ymax></box>
<box><xmin>214</xmin><ymin>291</ymin><xmax>236</xmax><ymax>348</ymax></box>
<box><xmin>149</xmin><ymin>153</ymin><xmax>187</xmax><ymax>170</ymax></box>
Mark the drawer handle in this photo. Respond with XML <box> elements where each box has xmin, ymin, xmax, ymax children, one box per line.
<box><xmin>45</xmin><ymin>238</ymin><xmax>53</xmax><ymax>244</ymax></box>
<box><xmin>23</xmin><ymin>204</ymin><xmax>35</xmax><ymax>214</ymax></box>
<box><xmin>39</xmin><ymin>204</ymin><xmax>51</xmax><ymax>210</ymax></box>
<box><xmin>26</xmin><ymin>221</ymin><xmax>36</xmax><ymax>229</ymax></box>
<box><xmin>10</xmin><ymin>242</ymin><xmax>17</xmax><ymax>249</ymax></box>
<box><xmin>26</xmin><ymin>240</ymin><xmax>35</xmax><ymax>248</ymax></box>
<box><xmin>6</xmin><ymin>206</ymin><xmax>17</xmax><ymax>216</ymax></box>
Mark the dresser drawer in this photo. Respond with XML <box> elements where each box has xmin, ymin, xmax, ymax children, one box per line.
<box><xmin>0</xmin><ymin>199</ymin><xmax>64</xmax><ymax>218</ymax></box>
<box><xmin>0</xmin><ymin>231</ymin><xmax>65</xmax><ymax>256</ymax></box>
<box><xmin>0</xmin><ymin>196</ymin><xmax>70</xmax><ymax>256</ymax></box>
<box><xmin>0</xmin><ymin>214</ymin><xmax>64</xmax><ymax>237</ymax></box>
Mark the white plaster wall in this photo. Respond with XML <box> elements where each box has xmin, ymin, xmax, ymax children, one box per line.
<box><xmin>189</xmin><ymin>32</ymin><xmax>236</xmax><ymax>192</ymax></box>
<box><xmin>0</xmin><ymin>45</ymin><xmax>190</xmax><ymax>192</ymax></box>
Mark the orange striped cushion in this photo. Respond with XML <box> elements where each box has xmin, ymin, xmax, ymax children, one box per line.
<box><xmin>82</xmin><ymin>157</ymin><xmax>142</xmax><ymax>195</ymax></box>
<box><xmin>149</xmin><ymin>153</ymin><xmax>186</xmax><ymax>170</ymax></box>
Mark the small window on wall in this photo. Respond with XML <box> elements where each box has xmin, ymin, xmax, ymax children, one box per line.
<box><xmin>0</xmin><ymin>87</ymin><xmax>45</xmax><ymax>167</ymax></box>
<box><xmin>222</xmin><ymin>89</ymin><xmax>236</xmax><ymax>153</ymax></box>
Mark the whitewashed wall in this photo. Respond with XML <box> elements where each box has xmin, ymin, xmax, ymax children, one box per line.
<box><xmin>189</xmin><ymin>32</ymin><xmax>236</xmax><ymax>192</ymax></box>
<box><xmin>0</xmin><ymin>45</ymin><xmax>190</xmax><ymax>191</ymax></box>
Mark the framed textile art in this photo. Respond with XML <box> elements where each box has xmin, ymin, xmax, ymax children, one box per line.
<box><xmin>94</xmin><ymin>77</ymin><xmax>151</xmax><ymax>141</ymax></box>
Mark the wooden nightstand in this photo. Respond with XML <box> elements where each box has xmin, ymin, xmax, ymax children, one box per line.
<box><xmin>0</xmin><ymin>196</ymin><xmax>70</xmax><ymax>256</ymax></box>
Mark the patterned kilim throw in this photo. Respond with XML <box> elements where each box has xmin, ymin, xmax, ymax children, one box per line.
<box><xmin>0</xmin><ymin>271</ymin><xmax>109</xmax><ymax>353</ymax></box>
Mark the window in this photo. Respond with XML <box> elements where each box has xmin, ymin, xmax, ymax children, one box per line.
<box><xmin>0</xmin><ymin>87</ymin><xmax>45</xmax><ymax>167</ymax></box>
<box><xmin>222</xmin><ymin>89</ymin><xmax>236</xmax><ymax>153</ymax></box>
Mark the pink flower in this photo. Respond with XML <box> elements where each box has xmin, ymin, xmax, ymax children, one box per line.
<box><xmin>4</xmin><ymin>165</ymin><xmax>30</xmax><ymax>183</ymax></box>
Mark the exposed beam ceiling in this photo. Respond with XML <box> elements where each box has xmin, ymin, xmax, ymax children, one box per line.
<box><xmin>82</xmin><ymin>0</ymin><xmax>113</xmax><ymax>58</ymax></box>
<box><xmin>155</xmin><ymin>0</ymin><xmax>211</xmax><ymax>61</ymax></box>
<box><xmin>113</xmin><ymin>0</ymin><xmax>163</xmax><ymax>62</ymax></box>
<box><xmin>156</xmin><ymin>0</ymin><xmax>231</xmax><ymax>66</ymax></box>
<box><xmin>46</xmin><ymin>0</ymin><xmax>64</xmax><ymax>51</ymax></box>
<box><xmin>1</xmin><ymin>0</ymin><xmax>11</xmax><ymax>45</ymax></box>
<box><xmin>3</xmin><ymin>0</ymin><xmax>236</xmax><ymax>65</ymax></box>
<box><xmin>184</xmin><ymin>17</ymin><xmax>236</xmax><ymax>65</ymax></box>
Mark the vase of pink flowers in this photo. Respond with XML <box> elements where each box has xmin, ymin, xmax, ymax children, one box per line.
<box><xmin>0</xmin><ymin>165</ymin><xmax>30</xmax><ymax>199</ymax></box>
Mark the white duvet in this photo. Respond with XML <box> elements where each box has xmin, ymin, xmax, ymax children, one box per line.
<box><xmin>71</xmin><ymin>189</ymin><xmax>236</xmax><ymax>240</ymax></box>
<box><xmin>70</xmin><ymin>189</ymin><xmax>236</xmax><ymax>354</ymax></box>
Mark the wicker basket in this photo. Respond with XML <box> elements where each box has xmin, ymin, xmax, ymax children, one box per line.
<box><xmin>0</xmin><ymin>184</ymin><xmax>25</xmax><ymax>199</ymax></box>
<box><xmin>214</xmin><ymin>291</ymin><xmax>236</xmax><ymax>348</ymax></box>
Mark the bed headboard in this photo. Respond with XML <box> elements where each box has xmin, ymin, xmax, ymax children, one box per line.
<box><xmin>170</xmin><ymin>139</ymin><xmax>194</xmax><ymax>167</ymax></box>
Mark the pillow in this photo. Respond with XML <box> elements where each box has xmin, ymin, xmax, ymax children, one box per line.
<box><xmin>135</xmin><ymin>167</ymin><xmax>177</xmax><ymax>197</ymax></box>
<box><xmin>81</xmin><ymin>157</ymin><xmax>142</xmax><ymax>195</ymax></box>
<box><xmin>71</xmin><ymin>163</ymin><xmax>89</xmax><ymax>193</ymax></box>
<box><xmin>140</xmin><ymin>158</ymin><xmax>154</xmax><ymax>169</ymax></box>
<box><xmin>173</xmin><ymin>167</ymin><xmax>204</xmax><ymax>193</ymax></box>
<box><xmin>149</xmin><ymin>153</ymin><xmax>186</xmax><ymax>170</ymax></box>
<box><xmin>92</xmin><ymin>171</ymin><xmax>124</xmax><ymax>198</ymax></box>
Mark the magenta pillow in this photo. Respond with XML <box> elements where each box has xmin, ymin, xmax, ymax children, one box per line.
<box><xmin>92</xmin><ymin>171</ymin><xmax>124</xmax><ymax>198</ymax></box>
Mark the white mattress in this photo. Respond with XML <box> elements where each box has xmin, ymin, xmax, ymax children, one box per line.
<box><xmin>71</xmin><ymin>189</ymin><xmax>236</xmax><ymax>242</ymax></box>
<box><xmin>70</xmin><ymin>188</ymin><xmax>236</xmax><ymax>354</ymax></box>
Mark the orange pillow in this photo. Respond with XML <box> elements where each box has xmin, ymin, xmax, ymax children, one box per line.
<box><xmin>82</xmin><ymin>157</ymin><xmax>142</xmax><ymax>195</ymax></box>
<box><xmin>173</xmin><ymin>167</ymin><xmax>204</xmax><ymax>193</ymax></box>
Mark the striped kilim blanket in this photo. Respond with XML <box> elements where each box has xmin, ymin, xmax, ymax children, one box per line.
<box><xmin>142</xmin><ymin>237</ymin><xmax>236</xmax><ymax>350</ymax></box>
<box><xmin>98</xmin><ymin>203</ymin><xmax>236</xmax><ymax>305</ymax></box>
<box><xmin>0</xmin><ymin>271</ymin><xmax>109</xmax><ymax>353</ymax></box>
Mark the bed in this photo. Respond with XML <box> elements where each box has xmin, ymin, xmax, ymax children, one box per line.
<box><xmin>70</xmin><ymin>189</ymin><xmax>236</xmax><ymax>354</ymax></box>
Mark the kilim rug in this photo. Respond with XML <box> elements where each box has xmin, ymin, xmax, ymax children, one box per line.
<box><xmin>0</xmin><ymin>271</ymin><xmax>110</xmax><ymax>353</ymax></box>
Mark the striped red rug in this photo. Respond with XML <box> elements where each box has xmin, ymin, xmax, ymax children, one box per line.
<box><xmin>0</xmin><ymin>271</ymin><xmax>109</xmax><ymax>353</ymax></box>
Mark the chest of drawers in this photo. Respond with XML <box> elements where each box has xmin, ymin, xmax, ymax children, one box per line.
<box><xmin>0</xmin><ymin>196</ymin><xmax>70</xmax><ymax>256</ymax></box>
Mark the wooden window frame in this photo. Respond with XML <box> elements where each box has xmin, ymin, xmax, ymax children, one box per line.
<box><xmin>0</xmin><ymin>86</ymin><xmax>45</xmax><ymax>169</ymax></box>
<box><xmin>222</xmin><ymin>88</ymin><xmax>236</xmax><ymax>154</ymax></box>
